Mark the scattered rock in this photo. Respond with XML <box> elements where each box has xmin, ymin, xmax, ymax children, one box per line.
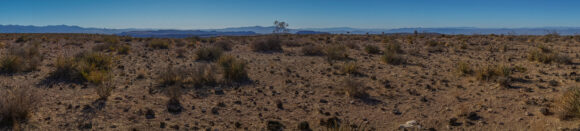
<box><xmin>549</xmin><ymin>80</ymin><xmax>559</xmax><ymax>86</ymax></box>
<box><xmin>145</xmin><ymin>109</ymin><xmax>155</xmax><ymax>119</ymax></box>
<box><xmin>276</xmin><ymin>100</ymin><xmax>284</xmax><ymax>110</ymax></box>
<box><xmin>211</xmin><ymin>107</ymin><xmax>219</xmax><ymax>115</ymax></box>
<box><xmin>168</xmin><ymin>100</ymin><xmax>183</xmax><ymax>114</ymax></box>
<box><xmin>267</xmin><ymin>121</ymin><xmax>285</xmax><ymax>131</ymax></box>
<box><xmin>399</xmin><ymin>120</ymin><xmax>421</xmax><ymax>129</ymax></box>
<box><xmin>539</xmin><ymin>107</ymin><xmax>551</xmax><ymax>116</ymax></box>
<box><xmin>525</xmin><ymin>112</ymin><xmax>534</xmax><ymax>116</ymax></box>
<box><xmin>160</xmin><ymin>122</ymin><xmax>166</xmax><ymax>128</ymax></box>
<box><xmin>298</xmin><ymin>121</ymin><xmax>312</xmax><ymax>131</ymax></box>
<box><xmin>466</xmin><ymin>112</ymin><xmax>481</xmax><ymax>121</ymax></box>
<box><xmin>448</xmin><ymin>118</ymin><xmax>462</xmax><ymax>126</ymax></box>
<box><xmin>319</xmin><ymin>99</ymin><xmax>328</xmax><ymax>103</ymax></box>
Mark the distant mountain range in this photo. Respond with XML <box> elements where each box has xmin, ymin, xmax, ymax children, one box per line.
<box><xmin>1</xmin><ymin>25</ymin><xmax>579</xmax><ymax>38</ymax></box>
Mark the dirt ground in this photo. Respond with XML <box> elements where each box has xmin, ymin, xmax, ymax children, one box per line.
<box><xmin>1</xmin><ymin>34</ymin><xmax>580</xmax><ymax>130</ymax></box>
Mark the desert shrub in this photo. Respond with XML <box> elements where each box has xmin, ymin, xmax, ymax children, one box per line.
<box><xmin>116</xmin><ymin>45</ymin><xmax>131</xmax><ymax>54</ymax></box>
<box><xmin>195</xmin><ymin>46</ymin><xmax>223</xmax><ymax>61</ymax></box>
<box><xmin>217</xmin><ymin>55</ymin><xmax>248</xmax><ymax>83</ymax></box>
<box><xmin>341</xmin><ymin>62</ymin><xmax>359</xmax><ymax>75</ymax></box>
<box><xmin>251</xmin><ymin>37</ymin><xmax>282</xmax><ymax>52</ymax></box>
<box><xmin>364</xmin><ymin>45</ymin><xmax>381</xmax><ymax>54</ymax></box>
<box><xmin>456</xmin><ymin>61</ymin><xmax>473</xmax><ymax>76</ymax></box>
<box><xmin>96</xmin><ymin>80</ymin><xmax>114</xmax><ymax>100</ymax></box>
<box><xmin>558</xmin><ymin>86</ymin><xmax>580</xmax><ymax>120</ymax></box>
<box><xmin>183</xmin><ymin>64</ymin><xmax>217</xmax><ymax>87</ymax></box>
<box><xmin>325</xmin><ymin>45</ymin><xmax>348</xmax><ymax>62</ymax></box>
<box><xmin>344</xmin><ymin>42</ymin><xmax>359</xmax><ymax>50</ymax></box>
<box><xmin>342</xmin><ymin>78</ymin><xmax>368</xmax><ymax>99</ymax></box>
<box><xmin>49</xmin><ymin>52</ymin><xmax>112</xmax><ymax>84</ymax></box>
<box><xmin>51</xmin><ymin>56</ymin><xmax>80</xmax><ymax>81</ymax></box>
<box><xmin>158</xmin><ymin>66</ymin><xmax>185</xmax><ymax>86</ymax></box>
<box><xmin>148</xmin><ymin>39</ymin><xmax>171</xmax><ymax>49</ymax></box>
<box><xmin>385</xmin><ymin>42</ymin><xmax>403</xmax><ymax>54</ymax></box>
<box><xmin>527</xmin><ymin>47</ymin><xmax>571</xmax><ymax>64</ymax></box>
<box><xmin>214</xmin><ymin>41</ymin><xmax>232</xmax><ymax>51</ymax></box>
<box><xmin>175</xmin><ymin>48</ymin><xmax>187</xmax><ymax>58</ymax></box>
<box><xmin>0</xmin><ymin>55</ymin><xmax>22</xmax><ymax>74</ymax></box>
<box><xmin>0</xmin><ymin>86</ymin><xmax>38</xmax><ymax>129</ymax></box>
<box><xmin>301</xmin><ymin>44</ymin><xmax>324</xmax><ymax>56</ymax></box>
<box><xmin>93</xmin><ymin>36</ymin><xmax>128</xmax><ymax>54</ymax></box>
<box><xmin>381</xmin><ymin>51</ymin><xmax>405</xmax><ymax>65</ymax></box>
<box><xmin>475</xmin><ymin>65</ymin><xmax>513</xmax><ymax>87</ymax></box>
<box><xmin>0</xmin><ymin>44</ymin><xmax>42</xmax><ymax>74</ymax></box>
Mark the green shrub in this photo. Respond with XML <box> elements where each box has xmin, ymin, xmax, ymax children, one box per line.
<box><xmin>195</xmin><ymin>46</ymin><xmax>223</xmax><ymax>61</ymax></box>
<box><xmin>217</xmin><ymin>55</ymin><xmax>248</xmax><ymax>83</ymax></box>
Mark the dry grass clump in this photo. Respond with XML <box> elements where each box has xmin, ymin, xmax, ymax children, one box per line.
<box><xmin>175</xmin><ymin>48</ymin><xmax>187</xmax><ymax>58</ymax></box>
<box><xmin>342</xmin><ymin>78</ymin><xmax>368</xmax><ymax>99</ymax></box>
<box><xmin>158</xmin><ymin>64</ymin><xmax>217</xmax><ymax>87</ymax></box>
<box><xmin>96</xmin><ymin>80</ymin><xmax>114</xmax><ymax>100</ymax></box>
<box><xmin>385</xmin><ymin>41</ymin><xmax>403</xmax><ymax>53</ymax></box>
<box><xmin>381</xmin><ymin>51</ymin><xmax>405</xmax><ymax>65</ymax></box>
<box><xmin>214</xmin><ymin>40</ymin><xmax>232</xmax><ymax>51</ymax></box>
<box><xmin>93</xmin><ymin>37</ymin><xmax>131</xmax><ymax>54</ymax></box>
<box><xmin>344</xmin><ymin>42</ymin><xmax>359</xmax><ymax>50</ymax></box>
<box><xmin>148</xmin><ymin>39</ymin><xmax>171</xmax><ymax>49</ymax></box>
<box><xmin>0</xmin><ymin>43</ymin><xmax>42</xmax><ymax>74</ymax></box>
<box><xmin>0</xmin><ymin>41</ymin><xmax>6</xmax><ymax>48</ymax></box>
<box><xmin>158</xmin><ymin>66</ymin><xmax>185</xmax><ymax>86</ymax></box>
<box><xmin>456</xmin><ymin>61</ymin><xmax>473</xmax><ymax>76</ymax></box>
<box><xmin>0</xmin><ymin>86</ymin><xmax>38</xmax><ymax>129</ymax></box>
<box><xmin>251</xmin><ymin>37</ymin><xmax>282</xmax><ymax>52</ymax></box>
<box><xmin>475</xmin><ymin>65</ymin><xmax>513</xmax><ymax>87</ymax></box>
<box><xmin>557</xmin><ymin>86</ymin><xmax>580</xmax><ymax>120</ymax></box>
<box><xmin>527</xmin><ymin>46</ymin><xmax>571</xmax><ymax>64</ymax></box>
<box><xmin>325</xmin><ymin>45</ymin><xmax>348</xmax><ymax>62</ymax></box>
<box><xmin>364</xmin><ymin>44</ymin><xmax>381</xmax><ymax>54</ymax></box>
<box><xmin>301</xmin><ymin>44</ymin><xmax>324</xmax><ymax>56</ymax></box>
<box><xmin>48</xmin><ymin>52</ymin><xmax>113</xmax><ymax>84</ymax></box>
<box><xmin>341</xmin><ymin>62</ymin><xmax>359</xmax><ymax>75</ymax></box>
<box><xmin>217</xmin><ymin>55</ymin><xmax>248</xmax><ymax>83</ymax></box>
<box><xmin>195</xmin><ymin>46</ymin><xmax>223</xmax><ymax>61</ymax></box>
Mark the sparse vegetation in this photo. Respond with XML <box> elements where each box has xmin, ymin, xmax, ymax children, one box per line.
<box><xmin>527</xmin><ymin>46</ymin><xmax>571</xmax><ymax>64</ymax></box>
<box><xmin>474</xmin><ymin>65</ymin><xmax>513</xmax><ymax>87</ymax></box>
<box><xmin>364</xmin><ymin>45</ymin><xmax>381</xmax><ymax>54</ymax></box>
<box><xmin>342</xmin><ymin>78</ymin><xmax>368</xmax><ymax>99</ymax></box>
<box><xmin>341</xmin><ymin>62</ymin><xmax>359</xmax><ymax>75</ymax></box>
<box><xmin>148</xmin><ymin>39</ymin><xmax>171</xmax><ymax>49</ymax></box>
<box><xmin>381</xmin><ymin>51</ymin><xmax>405</xmax><ymax>65</ymax></box>
<box><xmin>558</xmin><ymin>86</ymin><xmax>580</xmax><ymax>120</ymax></box>
<box><xmin>0</xmin><ymin>86</ymin><xmax>38</xmax><ymax>129</ymax></box>
<box><xmin>251</xmin><ymin>37</ymin><xmax>282</xmax><ymax>52</ymax></box>
<box><xmin>301</xmin><ymin>44</ymin><xmax>324</xmax><ymax>56</ymax></box>
<box><xmin>456</xmin><ymin>61</ymin><xmax>473</xmax><ymax>76</ymax></box>
<box><xmin>195</xmin><ymin>46</ymin><xmax>223</xmax><ymax>61</ymax></box>
<box><xmin>325</xmin><ymin>44</ymin><xmax>348</xmax><ymax>62</ymax></box>
<box><xmin>214</xmin><ymin>40</ymin><xmax>232</xmax><ymax>51</ymax></box>
<box><xmin>217</xmin><ymin>55</ymin><xmax>248</xmax><ymax>83</ymax></box>
<box><xmin>0</xmin><ymin>43</ymin><xmax>42</xmax><ymax>74</ymax></box>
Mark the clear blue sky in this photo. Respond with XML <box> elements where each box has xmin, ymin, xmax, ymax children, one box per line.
<box><xmin>1</xmin><ymin>0</ymin><xmax>579</xmax><ymax>29</ymax></box>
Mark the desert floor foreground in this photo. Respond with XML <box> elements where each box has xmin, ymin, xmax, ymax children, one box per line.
<box><xmin>1</xmin><ymin>34</ymin><xmax>580</xmax><ymax>130</ymax></box>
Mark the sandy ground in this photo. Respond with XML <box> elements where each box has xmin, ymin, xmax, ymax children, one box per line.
<box><xmin>1</xmin><ymin>34</ymin><xmax>580</xmax><ymax>130</ymax></box>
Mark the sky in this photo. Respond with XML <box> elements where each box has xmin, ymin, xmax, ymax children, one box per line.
<box><xmin>1</xmin><ymin>0</ymin><xmax>579</xmax><ymax>29</ymax></box>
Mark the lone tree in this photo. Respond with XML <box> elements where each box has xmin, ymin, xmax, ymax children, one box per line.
<box><xmin>273</xmin><ymin>20</ymin><xmax>289</xmax><ymax>34</ymax></box>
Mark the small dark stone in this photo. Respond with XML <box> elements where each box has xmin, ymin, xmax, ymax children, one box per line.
<box><xmin>549</xmin><ymin>80</ymin><xmax>559</xmax><ymax>86</ymax></box>
<box><xmin>235</xmin><ymin>122</ymin><xmax>242</xmax><ymax>128</ymax></box>
<box><xmin>78</xmin><ymin>123</ymin><xmax>92</xmax><ymax>129</ymax></box>
<box><xmin>539</xmin><ymin>107</ymin><xmax>551</xmax><ymax>115</ymax></box>
<box><xmin>211</xmin><ymin>107</ymin><xmax>219</xmax><ymax>115</ymax></box>
<box><xmin>267</xmin><ymin>121</ymin><xmax>285</xmax><ymax>131</ymax></box>
<box><xmin>319</xmin><ymin>99</ymin><xmax>328</xmax><ymax>103</ymax></box>
<box><xmin>298</xmin><ymin>121</ymin><xmax>312</xmax><ymax>131</ymax></box>
<box><xmin>448</xmin><ymin>118</ymin><xmax>462</xmax><ymax>126</ymax></box>
<box><xmin>392</xmin><ymin>109</ymin><xmax>402</xmax><ymax>115</ymax></box>
<box><xmin>217</xmin><ymin>102</ymin><xmax>226</xmax><ymax>107</ymax></box>
<box><xmin>466</xmin><ymin>112</ymin><xmax>481</xmax><ymax>121</ymax></box>
<box><xmin>191</xmin><ymin>106</ymin><xmax>195</xmax><ymax>110</ymax></box>
<box><xmin>145</xmin><ymin>109</ymin><xmax>155</xmax><ymax>119</ymax></box>
<box><xmin>167</xmin><ymin>99</ymin><xmax>183</xmax><ymax>114</ymax></box>
<box><xmin>81</xmin><ymin>105</ymin><xmax>95</xmax><ymax>114</ymax></box>
<box><xmin>234</xmin><ymin>100</ymin><xmax>242</xmax><ymax>105</ymax></box>
<box><xmin>215</xmin><ymin>87</ymin><xmax>224</xmax><ymax>95</ymax></box>
<box><xmin>160</xmin><ymin>122</ymin><xmax>166</xmax><ymax>128</ymax></box>
<box><xmin>170</xmin><ymin>125</ymin><xmax>179</xmax><ymax>130</ymax></box>
<box><xmin>276</xmin><ymin>100</ymin><xmax>284</xmax><ymax>110</ymax></box>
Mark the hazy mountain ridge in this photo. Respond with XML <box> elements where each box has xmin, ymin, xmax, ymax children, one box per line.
<box><xmin>1</xmin><ymin>25</ymin><xmax>580</xmax><ymax>37</ymax></box>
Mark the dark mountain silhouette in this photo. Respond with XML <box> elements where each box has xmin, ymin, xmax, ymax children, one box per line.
<box><xmin>117</xmin><ymin>30</ymin><xmax>257</xmax><ymax>38</ymax></box>
<box><xmin>1</xmin><ymin>25</ymin><xmax>580</xmax><ymax>37</ymax></box>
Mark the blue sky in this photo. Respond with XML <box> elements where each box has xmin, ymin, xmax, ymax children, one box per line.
<box><xmin>1</xmin><ymin>0</ymin><xmax>579</xmax><ymax>29</ymax></box>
